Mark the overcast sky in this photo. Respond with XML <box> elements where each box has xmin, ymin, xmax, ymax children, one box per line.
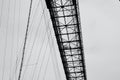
<box><xmin>0</xmin><ymin>0</ymin><xmax>120</xmax><ymax>80</ymax></box>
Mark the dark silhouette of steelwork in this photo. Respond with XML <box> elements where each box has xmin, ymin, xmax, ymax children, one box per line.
<box><xmin>45</xmin><ymin>0</ymin><xmax>87</xmax><ymax>80</ymax></box>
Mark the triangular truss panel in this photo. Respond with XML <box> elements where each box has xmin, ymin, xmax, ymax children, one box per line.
<box><xmin>45</xmin><ymin>0</ymin><xmax>87</xmax><ymax>80</ymax></box>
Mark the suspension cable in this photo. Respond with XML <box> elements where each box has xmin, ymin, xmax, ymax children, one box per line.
<box><xmin>18</xmin><ymin>0</ymin><xmax>33</xmax><ymax>80</ymax></box>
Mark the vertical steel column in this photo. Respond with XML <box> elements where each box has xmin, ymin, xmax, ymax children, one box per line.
<box><xmin>45</xmin><ymin>0</ymin><xmax>87</xmax><ymax>80</ymax></box>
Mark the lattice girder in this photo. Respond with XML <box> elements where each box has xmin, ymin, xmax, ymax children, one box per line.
<box><xmin>45</xmin><ymin>0</ymin><xmax>87</xmax><ymax>80</ymax></box>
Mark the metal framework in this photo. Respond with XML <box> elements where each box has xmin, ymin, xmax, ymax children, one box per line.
<box><xmin>45</xmin><ymin>0</ymin><xmax>87</xmax><ymax>80</ymax></box>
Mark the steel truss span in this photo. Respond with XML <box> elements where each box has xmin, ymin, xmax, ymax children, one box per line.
<box><xmin>45</xmin><ymin>0</ymin><xmax>87</xmax><ymax>80</ymax></box>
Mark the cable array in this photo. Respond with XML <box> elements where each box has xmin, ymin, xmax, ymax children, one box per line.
<box><xmin>0</xmin><ymin>0</ymin><xmax>66</xmax><ymax>80</ymax></box>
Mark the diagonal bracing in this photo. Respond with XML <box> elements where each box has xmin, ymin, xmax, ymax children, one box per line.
<box><xmin>45</xmin><ymin>0</ymin><xmax>87</xmax><ymax>80</ymax></box>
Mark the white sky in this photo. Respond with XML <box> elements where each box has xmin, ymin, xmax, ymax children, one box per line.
<box><xmin>0</xmin><ymin>0</ymin><xmax>120</xmax><ymax>80</ymax></box>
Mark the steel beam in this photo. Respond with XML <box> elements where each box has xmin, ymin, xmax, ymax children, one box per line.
<box><xmin>45</xmin><ymin>0</ymin><xmax>87</xmax><ymax>80</ymax></box>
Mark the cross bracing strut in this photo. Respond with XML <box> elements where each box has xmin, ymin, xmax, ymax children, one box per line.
<box><xmin>45</xmin><ymin>0</ymin><xmax>87</xmax><ymax>80</ymax></box>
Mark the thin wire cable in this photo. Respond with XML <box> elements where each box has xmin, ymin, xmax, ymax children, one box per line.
<box><xmin>36</xmin><ymin>11</ymin><xmax>57</xmax><ymax>80</ymax></box>
<box><xmin>29</xmin><ymin>0</ymin><xmax>42</xmax><ymax>27</ymax></box>
<box><xmin>2</xmin><ymin>0</ymin><xmax>10</xmax><ymax>80</ymax></box>
<box><xmin>45</xmin><ymin>17</ymin><xmax>62</xmax><ymax>80</ymax></box>
<box><xmin>13</xmin><ymin>40</ymin><xmax>24</xmax><ymax>80</ymax></box>
<box><xmin>43</xmin><ymin>53</ymin><xmax>51</xmax><ymax>80</ymax></box>
<box><xmin>14</xmin><ymin>0</ymin><xmax>44</xmax><ymax>79</ymax></box>
<box><xmin>40</xmin><ymin>0</ymin><xmax>62</xmax><ymax>79</ymax></box>
<box><xmin>36</xmin><ymin>14</ymin><xmax>51</xmax><ymax>80</ymax></box>
<box><xmin>27</xmin><ymin>0</ymin><xmax>45</xmax><ymax>39</ymax></box>
<box><xmin>36</xmin><ymin>37</ymin><xmax>50</xmax><ymax>80</ymax></box>
<box><xmin>18</xmin><ymin>0</ymin><xmax>33</xmax><ymax>80</ymax></box>
<box><xmin>42</xmin><ymin>12</ymin><xmax>58</xmax><ymax>80</ymax></box>
<box><xmin>30</xmin><ymin>31</ymin><xmax>48</xmax><ymax>80</ymax></box>
<box><xmin>31</xmin><ymin>19</ymin><xmax>50</xmax><ymax>80</ymax></box>
<box><xmin>47</xmin><ymin>24</ymin><xmax>62</xmax><ymax>80</ymax></box>
<box><xmin>21</xmin><ymin>11</ymin><xmax>45</xmax><ymax>80</ymax></box>
<box><xmin>42</xmin><ymin>20</ymin><xmax>56</xmax><ymax>80</ymax></box>
<box><xmin>14</xmin><ymin>0</ymin><xmax>21</xmax><ymax>79</ymax></box>
<box><xmin>47</xmin><ymin>28</ymin><xmax>62</xmax><ymax>80</ymax></box>
<box><xmin>11</xmin><ymin>36</ymin><xmax>25</xmax><ymax>80</ymax></box>
<box><xmin>47</xmin><ymin>36</ymin><xmax>58</xmax><ymax>80</ymax></box>
<box><xmin>42</xmin><ymin>2</ymin><xmax>62</xmax><ymax>79</ymax></box>
<box><xmin>21</xmin><ymin>2</ymin><xmax>46</xmax><ymax>65</ymax></box>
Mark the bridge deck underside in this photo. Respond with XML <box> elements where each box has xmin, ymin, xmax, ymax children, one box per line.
<box><xmin>45</xmin><ymin>0</ymin><xmax>87</xmax><ymax>80</ymax></box>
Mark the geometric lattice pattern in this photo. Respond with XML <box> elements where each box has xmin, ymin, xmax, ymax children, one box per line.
<box><xmin>45</xmin><ymin>0</ymin><xmax>87</xmax><ymax>80</ymax></box>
